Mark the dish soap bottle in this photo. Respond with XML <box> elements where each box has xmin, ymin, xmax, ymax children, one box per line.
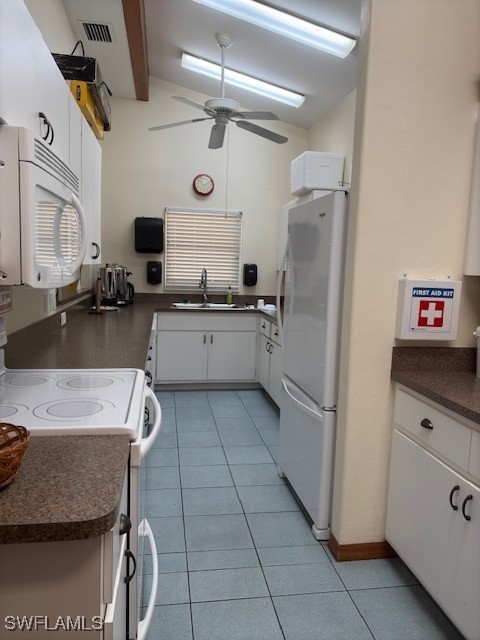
<box><xmin>226</xmin><ymin>286</ymin><xmax>233</xmax><ymax>305</ymax></box>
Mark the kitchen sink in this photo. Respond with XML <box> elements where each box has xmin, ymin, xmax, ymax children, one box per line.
<box><xmin>172</xmin><ymin>302</ymin><xmax>237</xmax><ymax>309</ymax></box>
<box><xmin>172</xmin><ymin>302</ymin><xmax>204</xmax><ymax>308</ymax></box>
<box><xmin>206</xmin><ymin>303</ymin><xmax>237</xmax><ymax>308</ymax></box>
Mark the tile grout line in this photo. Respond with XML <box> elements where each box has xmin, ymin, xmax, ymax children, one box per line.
<box><xmin>173</xmin><ymin>392</ymin><xmax>196</xmax><ymax>640</ymax></box>
<box><xmin>203</xmin><ymin>389</ymin><xmax>288</xmax><ymax>640</ymax></box>
<box><xmin>155</xmin><ymin>393</ymin><xmax>458</xmax><ymax>640</ymax></box>
<box><xmin>322</xmin><ymin>545</ymin><xmax>377</xmax><ymax>640</ymax></box>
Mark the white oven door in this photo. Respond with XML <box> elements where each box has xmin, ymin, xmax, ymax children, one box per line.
<box><xmin>19</xmin><ymin>162</ymin><xmax>87</xmax><ymax>288</ymax></box>
<box><xmin>129</xmin><ymin>388</ymin><xmax>162</xmax><ymax>640</ymax></box>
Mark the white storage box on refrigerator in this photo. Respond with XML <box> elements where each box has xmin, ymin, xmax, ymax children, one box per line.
<box><xmin>291</xmin><ymin>151</ymin><xmax>344</xmax><ymax>196</ymax></box>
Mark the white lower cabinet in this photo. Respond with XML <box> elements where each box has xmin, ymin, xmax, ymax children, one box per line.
<box><xmin>155</xmin><ymin>313</ymin><xmax>257</xmax><ymax>384</ymax></box>
<box><xmin>258</xmin><ymin>330</ymin><xmax>283</xmax><ymax>406</ymax></box>
<box><xmin>156</xmin><ymin>331</ymin><xmax>208</xmax><ymax>381</ymax></box>
<box><xmin>386</xmin><ymin>388</ymin><xmax>480</xmax><ymax>640</ymax></box>
<box><xmin>145</xmin><ymin>315</ymin><xmax>157</xmax><ymax>395</ymax></box>
<box><xmin>259</xmin><ymin>334</ymin><xmax>270</xmax><ymax>390</ymax></box>
<box><xmin>269</xmin><ymin>341</ymin><xmax>283</xmax><ymax>406</ymax></box>
<box><xmin>208</xmin><ymin>331</ymin><xmax>257</xmax><ymax>381</ymax></box>
<box><xmin>0</xmin><ymin>475</ymin><xmax>129</xmax><ymax>638</ymax></box>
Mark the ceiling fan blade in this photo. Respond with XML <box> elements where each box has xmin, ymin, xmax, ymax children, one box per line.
<box><xmin>172</xmin><ymin>96</ymin><xmax>216</xmax><ymax>116</ymax></box>
<box><xmin>231</xmin><ymin>111</ymin><xmax>279</xmax><ymax>121</ymax></box>
<box><xmin>236</xmin><ymin>120</ymin><xmax>288</xmax><ymax>144</ymax></box>
<box><xmin>209</xmin><ymin>123</ymin><xmax>226</xmax><ymax>149</ymax></box>
<box><xmin>149</xmin><ymin>117</ymin><xmax>212</xmax><ymax>131</ymax></box>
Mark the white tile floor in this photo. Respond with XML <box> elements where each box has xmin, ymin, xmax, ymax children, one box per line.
<box><xmin>142</xmin><ymin>389</ymin><xmax>465</xmax><ymax>640</ymax></box>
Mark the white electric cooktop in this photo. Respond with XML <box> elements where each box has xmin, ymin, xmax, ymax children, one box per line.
<box><xmin>0</xmin><ymin>368</ymin><xmax>146</xmax><ymax>438</ymax></box>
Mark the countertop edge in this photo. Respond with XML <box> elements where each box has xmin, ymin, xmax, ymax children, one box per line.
<box><xmin>0</xmin><ymin>435</ymin><xmax>130</xmax><ymax>544</ymax></box>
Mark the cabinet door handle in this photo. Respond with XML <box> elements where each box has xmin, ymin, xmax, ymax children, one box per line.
<box><xmin>210</xmin><ymin>334</ymin><xmax>213</xmax><ymax>344</ymax></box>
<box><xmin>39</xmin><ymin>112</ymin><xmax>54</xmax><ymax>145</ymax></box>
<box><xmin>124</xmin><ymin>550</ymin><xmax>137</xmax><ymax>584</ymax></box>
<box><xmin>262</xmin><ymin>322</ymin><xmax>266</xmax><ymax>329</ymax></box>
<box><xmin>39</xmin><ymin>112</ymin><xmax>50</xmax><ymax>141</ymax></box>
<box><xmin>449</xmin><ymin>485</ymin><xmax>460</xmax><ymax>511</ymax></box>
<box><xmin>420</xmin><ymin>418</ymin><xmax>433</xmax><ymax>430</ymax></box>
<box><xmin>147</xmin><ymin>355</ymin><xmax>152</xmax><ymax>361</ymax></box>
<box><xmin>269</xmin><ymin>343</ymin><xmax>274</xmax><ymax>354</ymax></box>
<box><xmin>266</xmin><ymin>341</ymin><xmax>270</xmax><ymax>352</ymax></box>
<box><xmin>461</xmin><ymin>494</ymin><xmax>473</xmax><ymax>521</ymax></box>
<box><xmin>203</xmin><ymin>334</ymin><xmax>206</xmax><ymax>343</ymax></box>
<box><xmin>91</xmin><ymin>242</ymin><xmax>100</xmax><ymax>260</ymax></box>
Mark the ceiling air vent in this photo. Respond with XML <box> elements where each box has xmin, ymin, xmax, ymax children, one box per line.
<box><xmin>81</xmin><ymin>22</ymin><xmax>113</xmax><ymax>43</ymax></box>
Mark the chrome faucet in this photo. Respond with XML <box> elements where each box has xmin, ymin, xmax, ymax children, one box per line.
<box><xmin>199</xmin><ymin>268</ymin><xmax>208</xmax><ymax>305</ymax></box>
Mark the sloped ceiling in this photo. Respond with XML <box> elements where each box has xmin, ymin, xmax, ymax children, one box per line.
<box><xmin>63</xmin><ymin>0</ymin><xmax>361</xmax><ymax>130</ymax></box>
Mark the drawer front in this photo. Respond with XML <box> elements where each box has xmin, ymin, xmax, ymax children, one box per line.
<box><xmin>394</xmin><ymin>388</ymin><xmax>472</xmax><ymax>471</ymax></box>
<box><xmin>469</xmin><ymin>430</ymin><xmax>480</xmax><ymax>482</ymax></box>
<box><xmin>157</xmin><ymin>312</ymin><xmax>257</xmax><ymax>332</ymax></box>
<box><xmin>103</xmin><ymin>472</ymin><xmax>128</xmax><ymax>604</ymax></box>
<box><xmin>103</xmin><ymin>535</ymin><xmax>127</xmax><ymax>640</ymax></box>
<box><xmin>259</xmin><ymin>318</ymin><xmax>271</xmax><ymax>338</ymax></box>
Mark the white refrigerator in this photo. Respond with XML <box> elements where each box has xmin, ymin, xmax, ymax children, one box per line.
<box><xmin>277</xmin><ymin>190</ymin><xmax>348</xmax><ymax>540</ymax></box>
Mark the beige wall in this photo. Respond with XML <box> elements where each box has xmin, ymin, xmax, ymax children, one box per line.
<box><xmin>24</xmin><ymin>0</ymin><xmax>76</xmax><ymax>54</ymax></box>
<box><xmin>101</xmin><ymin>76</ymin><xmax>308</xmax><ymax>295</ymax></box>
<box><xmin>331</xmin><ymin>0</ymin><xmax>480</xmax><ymax>545</ymax></box>
<box><xmin>309</xmin><ymin>89</ymin><xmax>357</xmax><ymax>185</ymax></box>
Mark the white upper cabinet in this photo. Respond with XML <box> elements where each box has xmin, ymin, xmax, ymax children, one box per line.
<box><xmin>0</xmin><ymin>0</ymin><xmax>69</xmax><ymax>162</ymax></box>
<box><xmin>69</xmin><ymin>94</ymin><xmax>82</xmax><ymax>180</ymax></box>
<box><xmin>81</xmin><ymin>119</ymin><xmax>102</xmax><ymax>264</ymax></box>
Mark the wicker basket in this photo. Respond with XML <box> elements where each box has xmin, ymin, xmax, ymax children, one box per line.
<box><xmin>0</xmin><ymin>424</ymin><xmax>30</xmax><ymax>490</ymax></box>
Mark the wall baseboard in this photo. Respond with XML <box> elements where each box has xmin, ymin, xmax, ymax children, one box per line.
<box><xmin>328</xmin><ymin>534</ymin><xmax>397</xmax><ymax>561</ymax></box>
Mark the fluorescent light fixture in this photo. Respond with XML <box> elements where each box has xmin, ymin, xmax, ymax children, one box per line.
<box><xmin>181</xmin><ymin>53</ymin><xmax>305</xmax><ymax>108</ymax></box>
<box><xmin>193</xmin><ymin>0</ymin><xmax>356</xmax><ymax>58</ymax></box>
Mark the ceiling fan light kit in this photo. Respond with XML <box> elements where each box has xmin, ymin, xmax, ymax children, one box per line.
<box><xmin>181</xmin><ymin>53</ymin><xmax>305</xmax><ymax>108</ymax></box>
<box><xmin>148</xmin><ymin>33</ymin><xmax>289</xmax><ymax>149</ymax></box>
<box><xmin>192</xmin><ymin>0</ymin><xmax>356</xmax><ymax>59</ymax></box>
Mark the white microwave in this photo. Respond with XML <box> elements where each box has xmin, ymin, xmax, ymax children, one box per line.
<box><xmin>0</xmin><ymin>125</ymin><xmax>87</xmax><ymax>288</ymax></box>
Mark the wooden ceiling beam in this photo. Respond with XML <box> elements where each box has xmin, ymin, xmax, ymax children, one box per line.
<box><xmin>122</xmin><ymin>0</ymin><xmax>149</xmax><ymax>101</ymax></box>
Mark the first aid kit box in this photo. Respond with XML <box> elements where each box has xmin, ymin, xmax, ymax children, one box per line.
<box><xmin>395</xmin><ymin>278</ymin><xmax>462</xmax><ymax>341</ymax></box>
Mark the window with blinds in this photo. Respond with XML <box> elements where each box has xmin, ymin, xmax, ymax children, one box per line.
<box><xmin>164</xmin><ymin>208</ymin><xmax>242</xmax><ymax>292</ymax></box>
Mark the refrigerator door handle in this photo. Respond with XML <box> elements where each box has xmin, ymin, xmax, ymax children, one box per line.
<box><xmin>282</xmin><ymin>378</ymin><xmax>323</xmax><ymax>423</ymax></box>
<box><xmin>276</xmin><ymin>238</ymin><xmax>290</xmax><ymax>347</ymax></box>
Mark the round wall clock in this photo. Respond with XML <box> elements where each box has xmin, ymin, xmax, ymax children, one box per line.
<box><xmin>193</xmin><ymin>173</ymin><xmax>214</xmax><ymax>196</ymax></box>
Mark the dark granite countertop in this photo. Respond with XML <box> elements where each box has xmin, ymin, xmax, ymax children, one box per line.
<box><xmin>391</xmin><ymin>347</ymin><xmax>480</xmax><ymax>428</ymax></box>
<box><xmin>0</xmin><ymin>435</ymin><xmax>130</xmax><ymax>544</ymax></box>
<box><xmin>4</xmin><ymin>297</ymin><xmax>277</xmax><ymax>370</ymax></box>
<box><xmin>4</xmin><ymin>299</ymin><xmax>157</xmax><ymax>370</ymax></box>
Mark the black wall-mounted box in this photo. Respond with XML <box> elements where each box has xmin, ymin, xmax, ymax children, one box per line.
<box><xmin>243</xmin><ymin>263</ymin><xmax>257</xmax><ymax>287</ymax></box>
<box><xmin>147</xmin><ymin>261</ymin><xmax>162</xmax><ymax>285</ymax></box>
<box><xmin>135</xmin><ymin>217</ymin><xmax>164</xmax><ymax>253</ymax></box>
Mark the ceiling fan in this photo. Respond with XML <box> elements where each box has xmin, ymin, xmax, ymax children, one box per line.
<box><xmin>148</xmin><ymin>33</ymin><xmax>288</xmax><ymax>149</ymax></box>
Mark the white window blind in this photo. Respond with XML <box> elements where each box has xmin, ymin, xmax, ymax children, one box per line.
<box><xmin>164</xmin><ymin>208</ymin><xmax>242</xmax><ymax>292</ymax></box>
